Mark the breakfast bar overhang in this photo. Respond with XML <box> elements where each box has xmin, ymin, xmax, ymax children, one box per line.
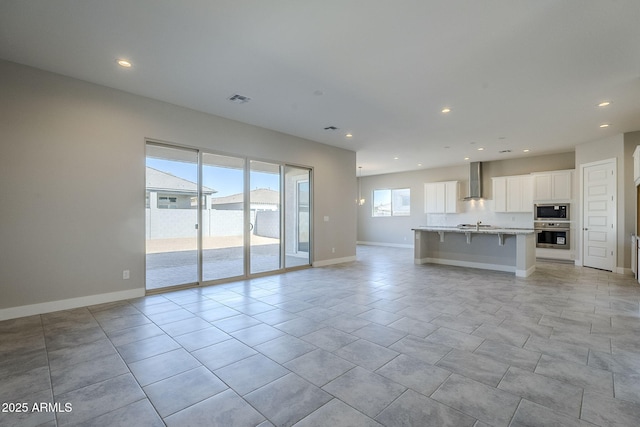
<box><xmin>412</xmin><ymin>227</ymin><xmax>537</xmax><ymax>277</ymax></box>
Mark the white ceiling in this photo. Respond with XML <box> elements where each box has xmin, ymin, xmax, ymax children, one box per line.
<box><xmin>2</xmin><ymin>1</ymin><xmax>639</xmax><ymax>176</ymax></box>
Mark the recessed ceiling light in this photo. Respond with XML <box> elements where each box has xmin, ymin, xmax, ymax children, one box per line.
<box><xmin>418</xmin><ymin>163</ymin><xmax>422</xmax><ymax>167</ymax></box>
<box><xmin>345</xmin><ymin>133</ymin><xmax>353</xmax><ymax>138</ymax></box>
<box><xmin>394</xmin><ymin>157</ymin><xmax>399</xmax><ymax>160</ymax></box>
<box><xmin>523</xmin><ymin>149</ymin><xmax>530</xmax><ymax>152</ymax></box>
<box><xmin>116</xmin><ymin>59</ymin><xmax>132</xmax><ymax>68</ymax></box>
<box><xmin>464</xmin><ymin>157</ymin><xmax>470</xmax><ymax>160</ymax></box>
<box><xmin>477</xmin><ymin>147</ymin><xmax>484</xmax><ymax>151</ymax></box>
<box><xmin>597</xmin><ymin>101</ymin><xmax>611</xmax><ymax>107</ymax></box>
<box><xmin>441</xmin><ymin>108</ymin><xmax>451</xmax><ymax>113</ymax></box>
<box><xmin>599</xmin><ymin>123</ymin><xmax>610</xmax><ymax>128</ymax></box>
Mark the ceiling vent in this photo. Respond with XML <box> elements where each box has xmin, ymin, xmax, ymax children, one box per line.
<box><xmin>228</xmin><ymin>94</ymin><xmax>251</xmax><ymax>104</ymax></box>
<box><xmin>324</xmin><ymin>126</ymin><xmax>339</xmax><ymax>130</ymax></box>
<box><xmin>499</xmin><ymin>149</ymin><xmax>512</xmax><ymax>153</ymax></box>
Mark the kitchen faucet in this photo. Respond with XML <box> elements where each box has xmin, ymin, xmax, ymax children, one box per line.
<box><xmin>476</xmin><ymin>220</ymin><xmax>482</xmax><ymax>231</ymax></box>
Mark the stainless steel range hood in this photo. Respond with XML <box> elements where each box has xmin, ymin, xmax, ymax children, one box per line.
<box><xmin>465</xmin><ymin>161</ymin><xmax>483</xmax><ymax>199</ymax></box>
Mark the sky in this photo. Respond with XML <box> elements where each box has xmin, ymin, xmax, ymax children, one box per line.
<box><xmin>146</xmin><ymin>158</ymin><xmax>279</xmax><ymax>197</ymax></box>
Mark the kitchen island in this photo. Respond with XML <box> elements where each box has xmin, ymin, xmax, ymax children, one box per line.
<box><xmin>412</xmin><ymin>226</ymin><xmax>536</xmax><ymax>277</ymax></box>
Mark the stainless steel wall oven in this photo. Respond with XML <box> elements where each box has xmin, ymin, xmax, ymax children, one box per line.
<box><xmin>535</xmin><ymin>222</ymin><xmax>570</xmax><ymax>250</ymax></box>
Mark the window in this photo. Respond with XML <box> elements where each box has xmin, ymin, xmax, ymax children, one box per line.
<box><xmin>392</xmin><ymin>188</ymin><xmax>411</xmax><ymax>216</ymax></box>
<box><xmin>372</xmin><ymin>188</ymin><xmax>410</xmax><ymax>217</ymax></box>
<box><xmin>158</xmin><ymin>195</ymin><xmax>178</xmax><ymax>209</ymax></box>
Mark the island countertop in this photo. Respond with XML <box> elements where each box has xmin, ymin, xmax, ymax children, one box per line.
<box><xmin>412</xmin><ymin>226</ymin><xmax>535</xmax><ymax>235</ymax></box>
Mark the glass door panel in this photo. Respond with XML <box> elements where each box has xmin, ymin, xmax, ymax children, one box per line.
<box><xmin>250</xmin><ymin>161</ymin><xmax>281</xmax><ymax>274</ymax></box>
<box><xmin>202</xmin><ymin>153</ymin><xmax>245</xmax><ymax>281</ymax></box>
<box><xmin>285</xmin><ymin>166</ymin><xmax>311</xmax><ymax>268</ymax></box>
<box><xmin>145</xmin><ymin>144</ymin><xmax>198</xmax><ymax>290</ymax></box>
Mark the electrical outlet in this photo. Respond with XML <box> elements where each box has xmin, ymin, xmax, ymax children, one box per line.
<box><xmin>332</xmin><ymin>247</ymin><xmax>335</xmax><ymax>253</ymax></box>
<box><xmin>123</xmin><ymin>270</ymin><xmax>130</xmax><ymax>280</ymax></box>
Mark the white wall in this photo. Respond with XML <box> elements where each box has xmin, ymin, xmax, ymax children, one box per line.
<box><xmin>0</xmin><ymin>60</ymin><xmax>356</xmax><ymax>315</ymax></box>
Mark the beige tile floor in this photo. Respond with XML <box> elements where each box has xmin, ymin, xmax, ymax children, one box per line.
<box><xmin>2</xmin><ymin>246</ymin><xmax>640</xmax><ymax>426</ymax></box>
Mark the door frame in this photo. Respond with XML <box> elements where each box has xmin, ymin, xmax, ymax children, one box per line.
<box><xmin>578</xmin><ymin>157</ymin><xmax>617</xmax><ymax>272</ymax></box>
<box><xmin>296</xmin><ymin>179</ymin><xmax>310</xmax><ymax>253</ymax></box>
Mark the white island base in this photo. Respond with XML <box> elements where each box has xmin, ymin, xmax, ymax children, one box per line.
<box><xmin>413</xmin><ymin>228</ymin><xmax>536</xmax><ymax>277</ymax></box>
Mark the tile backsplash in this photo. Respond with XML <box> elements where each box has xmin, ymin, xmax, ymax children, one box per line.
<box><xmin>426</xmin><ymin>199</ymin><xmax>534</xmax><ymax>229</ymax></box>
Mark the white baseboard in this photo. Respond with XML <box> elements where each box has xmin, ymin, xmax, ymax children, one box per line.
<box><xmin>0</xmin><ymin>288</ymin><xmax>145</xmax><ymax>321</ymax></box>
<box><xmin>417</xmin><ymin>257</ymin><xmax>535</xmax><ymax>277</ymax></box>
<box><xmin>312</xmin><ymin>256</ymin><xmax>357</xmax><ymax>267</ymax></box>
<box><xmin>616</xmin><ymin>267</ymin><xmax>634</xmax><ymax>276</ymax></box>
<box><xmin>357</xmin><ymin>241</ymin><xmax>413</xmax><ymax>249</ymax></box>
<box><xmin>573</xmin><ymin>263</ymin><xmax>631</xmax><ymax>275</ymax></box>
<box><xmin>516</xmin><ymin>265</ymin><xmax>537</xmax><ymax>278</ymax></box>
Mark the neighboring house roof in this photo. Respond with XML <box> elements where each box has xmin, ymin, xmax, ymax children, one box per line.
<box><xmin>211</xmin><ymin>188</ymin><xmax>279</xmax><ymax>205</ymax></box>
<box><xmin>146</xmin><ymin>167</ymin><xmax>216</xmax><ymax>195</ymax></box>
<box><xmin>375</xmin><ymin>203</ymin><xmax>391</xmax><ymax>213</ymax></box>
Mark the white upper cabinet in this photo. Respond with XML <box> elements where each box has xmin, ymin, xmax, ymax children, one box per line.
<box><xmin>425</xmin><ymin>181</ymin><xmax>459</xmax><ymax>213</ymax></box>
<box><xmin>492</xmin><ymin>175</ymin><xmax>533</xmax><ymax>212</ymax></box>
<box><xmin>533</xmin><ymin>174</ymin><xmax>552</xmax><ymax>200</ymax></box>
<box><xmin>444</xmin><ymin>181</ymin><xmax>458</xmax><ymax>213</ymax></box>
<box><xmin>492</xmin><ymin>177</ymin><xmax>507</xmax><ymax>212</ymax></box>
<box><xmin>532</xmin><ymin>170</ymin><xmax>573</xmax><ymax>201</ymax></box>
<box><xmin>634</xmin><ymin>146</ymin><xmax>640</xmax><ymax>186</ymax></box>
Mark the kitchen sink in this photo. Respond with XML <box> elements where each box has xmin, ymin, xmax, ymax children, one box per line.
<box><xmin>457</xmin><ymin>224</ymin><xmax>495</xmax><ymax>229</ymax></box>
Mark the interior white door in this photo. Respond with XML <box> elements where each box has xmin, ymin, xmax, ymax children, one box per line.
<box><xmin>582</xmin><ymin>160</ymin><xmax>616</xmax><ymax>271</ymax></box>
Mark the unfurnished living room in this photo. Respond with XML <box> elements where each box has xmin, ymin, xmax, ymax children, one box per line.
<box><xmin>2</xmin><ymin>1</ymin><xmax>640</xmax><ymax>426</ymax></box>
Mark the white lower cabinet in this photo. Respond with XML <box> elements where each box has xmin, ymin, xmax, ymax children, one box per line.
<box><xmin>492</xmin><ymin>175</ymin><xmax>533</xmax><ymax>213</ymax></box>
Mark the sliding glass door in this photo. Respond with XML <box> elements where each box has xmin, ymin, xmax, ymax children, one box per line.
<box><xmin>250</xmin><ymin>161</ymin><xmax>281</xmax><ymax>274</ymax></box>
<box><xmin>145</xmin><ymin>142</ymin><xmax>311</xmax><ymax>290</ymax></box>
<box><xmin>202</xmin><ymin>153</ymin><xmax>245</xmax><ymax>281</ymax></box>
<box><xmin>145</xmin><ymin>144</ymin><xmax>198</xmax><ymax>290</ymax></box>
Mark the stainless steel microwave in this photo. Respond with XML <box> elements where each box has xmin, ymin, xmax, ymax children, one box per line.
<box><xmin>534</xmin><ymin>204</ymin><xmax>569</xmax><ymax>220</ymax></box>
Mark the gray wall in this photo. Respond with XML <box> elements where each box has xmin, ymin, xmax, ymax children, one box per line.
<box><xmin>358</xmin><ymin>152</ymin><xmax>575</xmax><ymax>246</ymax></box>
<box><xmin>0</xmin><ymin>60</ymin><xmax>356</xmax><ymax>311</ymax></box>
<box><xmin>357</xmin><ymin>165</ymin><xmax>466</xmax><ymax>246</ymax></box>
